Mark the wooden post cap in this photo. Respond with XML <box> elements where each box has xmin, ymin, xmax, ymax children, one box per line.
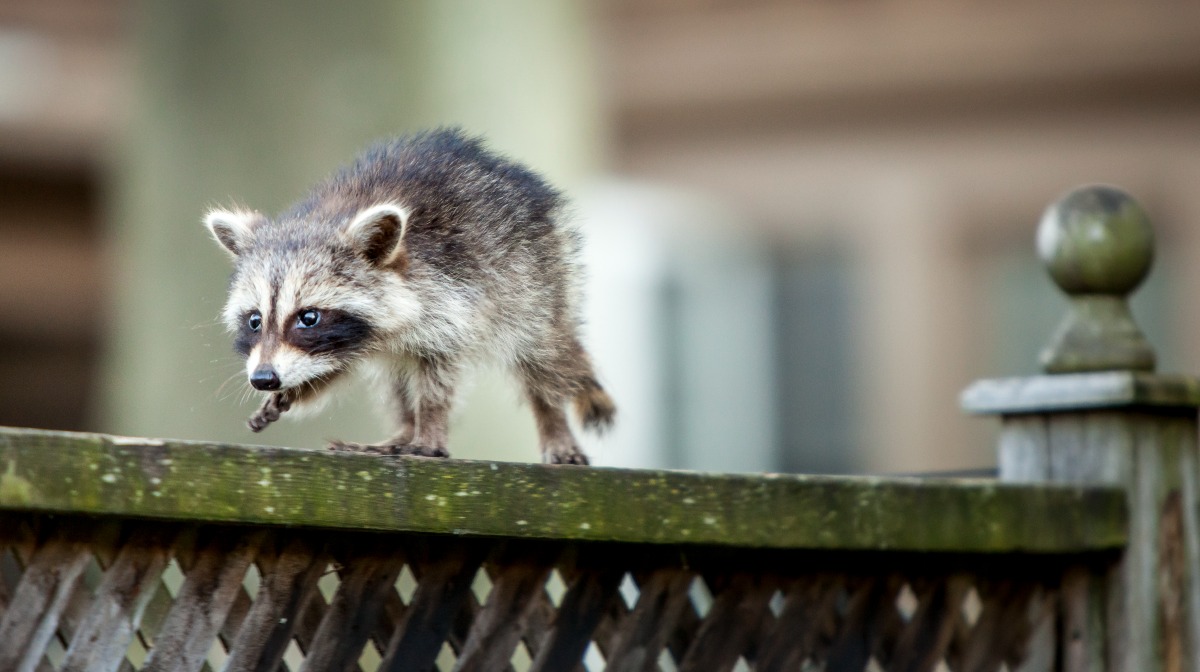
<box><xmin>1037</xmin><ymin>185</ymin><xmax>1156</xmax><ymax>373</ymax></box>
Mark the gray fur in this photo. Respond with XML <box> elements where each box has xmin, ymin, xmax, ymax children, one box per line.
<box><xmin>205</xmin><ymin>128</ymin><xmax>614</xmax><ymax>464</ymax></box>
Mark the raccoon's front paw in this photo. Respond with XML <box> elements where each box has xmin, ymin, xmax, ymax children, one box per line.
<box><xmin>327</xmin><ymin>440</ymin><xmax>450</xmax><ymax>458</ymax></box>
<box><xmin>247</xmin><ymin>392</ymin><xmax>292</xmax><ymax>432</ymax></box>
<box><xmin>544</xmin><ymin>445</ymin><xmax>590</xmax><ymax>466</ymax></box>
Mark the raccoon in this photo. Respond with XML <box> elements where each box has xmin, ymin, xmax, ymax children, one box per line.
<box><xmin>203</xmin><ymin>129</ymin><xmax>614</xmax><ymax>464</ymax></box>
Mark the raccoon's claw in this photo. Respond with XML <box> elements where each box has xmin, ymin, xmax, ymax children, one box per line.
<box><xmin>391</xmin><ymin>444</ymin><xmax>451</xmax><ymax>458</ymax></box>
<box><xmin>248</xmin><ymin>392</ymin><xmax>292</xmax><ymax>432</ymax></box>
<box><xmin>327</xmin><ymin>440</ymin><xmax>450</xmax><ymax>458</ymax></box>
<box><xmin>544</xmin><ymin>446</ymin><xmax>590</xmax><ymax>466</ymax></box>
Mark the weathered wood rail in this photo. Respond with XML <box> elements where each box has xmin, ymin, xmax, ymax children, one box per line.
<box><xmin>0</xmin><ymin>185</ymin><xmax>1196</xmax><ymax>671</ymax></box>
<box><xmin>0</xmin><ymin>428</ymin><xmax>1127</xmax><ymax>672</ymax></box>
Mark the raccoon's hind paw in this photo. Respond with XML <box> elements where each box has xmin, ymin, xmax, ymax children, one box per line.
<box><xmin>544</xmin><ymin>445</ymin><xmax>590</xmax><ymax>466</ymax></box>
<box><xmin>247</xmin><ymin>392</ymin><xmax>292</xmax><ymax>432</ymax></box>
<box><xmin>327</xmin><ymin>440</ymin><xmax>450</xmax><ymax>458</ymax></box>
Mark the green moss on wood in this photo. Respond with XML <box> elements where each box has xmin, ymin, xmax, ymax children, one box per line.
<box><xmin>0</xmin><ymin>427</ymin><xmax>1126</xmax><ymax>553</ymax></box>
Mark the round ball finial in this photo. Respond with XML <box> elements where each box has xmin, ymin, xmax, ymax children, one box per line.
<box><xmin>1036</xmin><ymin>185</ymin><xmax>1154</xmax><ymax>297</ymax></box>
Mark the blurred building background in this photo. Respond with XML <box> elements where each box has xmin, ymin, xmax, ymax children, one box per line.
<box><xmin>3</xmin><ymin>0</ymin><xmax>1200</xmax><ymax>474</ymax></box>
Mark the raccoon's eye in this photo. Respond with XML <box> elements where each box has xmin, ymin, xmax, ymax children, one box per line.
<box><xmin>247</xmin><ymin>312</ymin><xmax>262</xmax><ymax>332</ymax></box>
<box><xmin>297</xmin><ymin>309</ymin><xmax>321</xmax><ymax>329</ymax></box>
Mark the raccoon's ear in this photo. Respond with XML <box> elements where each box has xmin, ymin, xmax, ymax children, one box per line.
<box><xmin>343</xmin><ymin>203</ymin><xmax>409</xmax><ymax>266</ymax></box>
<box><xmin>203</xmin><ymin>208</ymin><xmax>262</xmax><ymax>258</ymax></box>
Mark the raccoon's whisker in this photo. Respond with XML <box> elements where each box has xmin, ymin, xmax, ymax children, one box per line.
<box><xmin>189</xmin><ymin>317</ymin><xmax>228</xmax><ymax>331</ymax></box>
<box><xmin>214</xmin><ymin>371</ymin><xmax>247</xmax><ymax>401</ymax></box>
<box><xmin>237</xmin><ymin>387</ymin><xmax>258</xmax><ymax>407</ymax></box>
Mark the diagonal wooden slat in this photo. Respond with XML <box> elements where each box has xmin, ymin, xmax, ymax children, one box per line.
<box><xmin>0</xmin><ymin>528</ymin><xmax>95</xmax><ymax>672</ymax></box>
<box><xmin>754</xmin><ymin>577</ymin><xmax>845</xmax><ymax>671</ymax></box>
<box><xmin>0</xmin><ymin>511</ymin><xmax>1098</xmax><ymax>672</ymax></box>
<box><xmin>676</xmin><ymin>573</ymin><xmax>776</xmax><ymax>672</ymax></box>
<box><xmin>129</xmin><ymin>527</ymin><xmax>198</xmax><ymax>657</ymax></box>
<box><xmin>218</xmin><ymin>577</ymin><xmax>257</xmax><ymax>651</ymax></box>
<box><xmin>515</xmin><ymin>589</ymin><xmax>558</xmax><ymax>666</ymax></box>
<box><xmin>451</xmin><ymin>550</ymin><xmax>556</xmax><ymax>672</ymax></box>
<box><xmin>60</xmin><ymin>527</ymin><xmax>175</xmax><ymax>672</ymax></box>
<box><xmin>39</xmin><ymin>523</ymin><xmax>126</xmax><ymax>672</ymax></box>
<box><xmin>602</xmin><ymin>568</ymin><xmax>694</xmax><ymax>672</ymax></box>
<box><xmin>528</xmin><ymin>566</ymin><xmax>624</xmax><ymax>672</ymax></box>
<box><xmin>141</xmin><ymin>530</ymin><xmax>264</xmax><ymax>672</ymax></box>
<box><xmin>287</xmin><ymin>561</ymin><xmax>335</xmax><ymax>658</ymax></box>
<box><xmin>888</xmin><ymin>574</ymin><xmax>974</xmax><ymax>672</ymax></box>
<box><xmin>222</xmin><ymin>536</ymin><xmax>328</xmax><ymax>672</ymax></box>
<box><xmin>378</xmin><ymin>541</ymin><xmax>484</xmax><ymax>672</ymax></box>
<box><xmin>947</xmin><ymin>579</ymin><xmax>1034</xmax><ymax>672</ymax></box>
<box><xmin>665</xmin><ymin>585</ymin><xmax>702</xmax><ymax>665</ymax></box>
<box><xmin>300</xmin><ymin>546</ymin><xmax>405</xmax><ymax>672</ymax></box>
<box><xmin>443</xmin><ymin>564</ymin><xmax>517</xmax><ymax>672</ymax></box>
<box><xmin>1009</xmin><ymin>585</ymin><xmax>1057</xmax><ymax>672</ymax></box>
<box><xmin>587</xmin><ymin>574</ymin><xmax>633</xmax><ymax>664</ymax></box>
<box><xmin>0</xmin><ymin>519</ymin><xmax>49</xmax><ymax>621</ymax></box>
<box><xmin>824</xmin><ymin>575</ymin><xmax>905</xmax><ymax>671</ymax></box>
<box><xmin>372</xmin><ymin>578</ymin><xmax>409</xmax><ymax>654</ymax></box>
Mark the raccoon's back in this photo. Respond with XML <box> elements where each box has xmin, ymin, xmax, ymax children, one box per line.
<box><xmin>291</xmin><ymin>129</ymin><xmax>567</xmax><ymax>273</ymax></box>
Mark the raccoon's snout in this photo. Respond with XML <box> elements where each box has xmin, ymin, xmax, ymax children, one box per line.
<box><xmin>250</xmin><ymin>366</ymin><xmax>282</xmax><ymax>391</ymax></box>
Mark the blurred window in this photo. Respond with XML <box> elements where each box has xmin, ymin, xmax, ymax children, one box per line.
<box><xmin>773</xmin><ymin>247</ymin><xmax>859</xmax><ymax>474</ymax></box>
<box><xmin>658</xmin><ymin>235</ymin><xmax>860</xmax><ymax>474</ymax></box>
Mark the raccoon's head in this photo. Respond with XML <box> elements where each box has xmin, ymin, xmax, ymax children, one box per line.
<box><xmin>203</xmin><ymin>203</ymin><xmax>417</xmax><ymax>394</ymax></box>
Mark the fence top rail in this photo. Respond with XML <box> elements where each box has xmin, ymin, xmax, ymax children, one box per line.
<box><xmin>0</xmin><ymin>426</ymin><xmax>1126</xmax><ymax>553</ymax></box>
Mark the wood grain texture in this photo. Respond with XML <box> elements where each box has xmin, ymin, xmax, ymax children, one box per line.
<box><xmin>1061</xmin><ymin>566</ymin><xmax>1107</xmax><ymax>672</ymax></box>
<box><xmin>140</xmin><ymin>530</ymin><xmax>262</xmax><ymax>672</ymax></box>
<box><xmin>603</xmin><ymin>569</ymin><xmax>694</xmax><ymax>672</ymax></box>
<box><xmin>824</xmin><ymin>575</ymin><xmax>904</xmax><ymax>671</ymax></box>
<box><xmin>0</xmin><ymin>426</ymin><xmax>1126</xmax><ymax>553</ymax></box>
<box><xmin>888</xmin><ymin>574</ymin><xmax>972</xmax><ymax>672</ymax></box>
<box><xmin>998</xmin><ymin>416</ymin><xmax>1051</xmax><ymax>482</ymax></box>
<box><xmin>0</xmin><ymin>512</ymin><xmax>1108</xmax><ymax>672</ymax></box>
<box><xmin>60</xmin><ymin>527</ymin><xmax>173</xmax><ymax>672</ymax></box>
<box><xmin>221</xmin><ymin>537</ymin><xmax>327</xmax><ymax>672</ymax></box>
<box><xmin>948</xmin><ymin>579</ymin><xmax>1038</xmax><ymax>672</ymax></box>
<box><xmin>0</xmin><ymin>528</ymin><xmax>94</xmax><ymax>672</ymax></box>
<box><xmin>755</xmin><ymin>578</ymin><xmax>844</xmax><ymax>671</ymax></box>
<box><xmin>675</xmin><ymin>573</ymin><xmax>774</xmax><ymax>672</ymax></box>
<box><xmin>300</xmin><ymin>548</ymin><xmax>404</xmax><ymax>672</ymax></box>
<box><xmin>527</xmin><ymin>566</ymin><xmax>622</xmax><ymax>672</ymax></box>
<box><xmin>379</xmin><ymin>542</ymin><xmax>484</xmax><ymax>672</ymax></box>
<box><xmin>452</xmin><ymin>550</ymin><xmax>555</xmax><ymax>672</ymax></box>
<box><xmin>988</xmin><ymin>378</ymin><xmax>1200</xmax><ymax>672</ymax></box>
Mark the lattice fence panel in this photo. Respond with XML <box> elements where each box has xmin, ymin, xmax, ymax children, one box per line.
<box><xmin>0</xmin><ymin>514</ymin><xmax>1085</xmax><ymax>671</ymax></box>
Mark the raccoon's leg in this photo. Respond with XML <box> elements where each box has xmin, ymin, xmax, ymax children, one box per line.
<box><xmin>328</xmin><ymin>357</ymin><xmax>455</xmax><ymax>458</ymax></box>
<box><xmin>519</xmin><ymin>357</ymin><xmax>590</xmax><ymax>465</ymax></box>
<box><xmin>389</xmin><ymin>379</ymin><xmax>417</xmax><ymax>444</ymax></box>
<box><xmin>403</xmin><ymin>356</ymin><xmax>458</xmax><ymax>456</ymax></box>
<box><xmin>247</xmin><ymin>376</ymin><xmax>338</xmax><ymax>432</ymax></box>
<box><xmin>527</xmin><ymin>390</ymin><xmax>589</xmax><ymax>465</ymax></box>
<box><xmin>523</xmin><ymin>332</ymin><xmax>615</xmax><ymax>465</ymax></box>
<box><xmin>248</xmin><ymin>392</ymin><xmax>291</xmax><ymax>432</ymax></box>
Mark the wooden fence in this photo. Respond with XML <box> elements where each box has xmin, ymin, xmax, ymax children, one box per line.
<box><xmin>0</xmin><ymin>184</ymin><xmax>1195</xmax><ymax>671</ymax></box>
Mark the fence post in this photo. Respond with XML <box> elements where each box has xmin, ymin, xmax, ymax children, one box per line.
<box><xmin>962</xmin><ymin>185</ymin><xmax>1200</xmax><ymax>672</ymax></box>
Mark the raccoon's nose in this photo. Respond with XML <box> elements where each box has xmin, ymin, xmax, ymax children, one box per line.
<box><xmin>250</xmin><ymin>367</ymin><xmax>282</xmax><ymax>391</ymax></box>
